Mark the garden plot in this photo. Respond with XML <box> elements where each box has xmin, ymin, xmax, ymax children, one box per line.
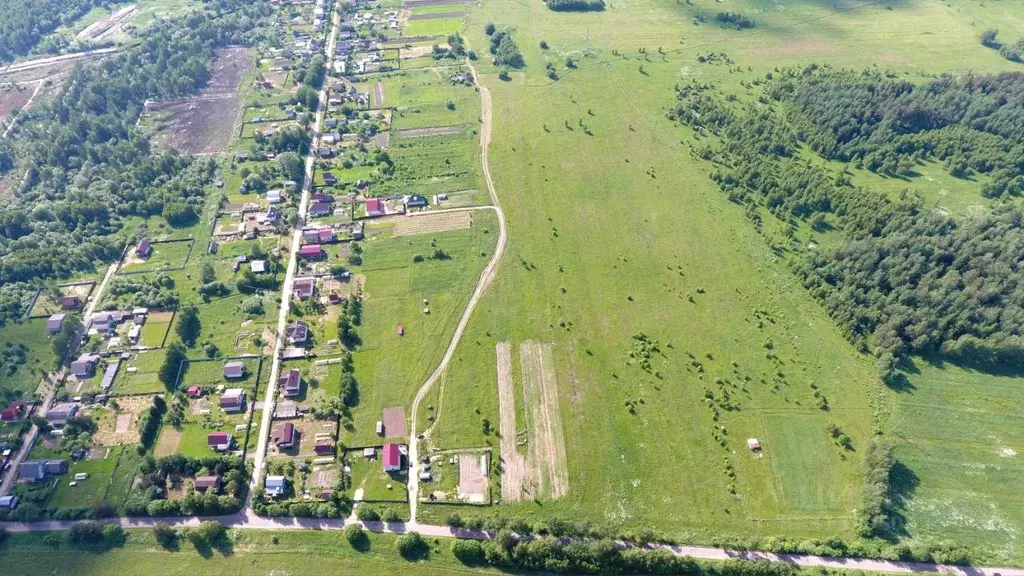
<box><xmin>92</xmin><ymin>395</ymin><xmax>154</xmax><ymax>446</ymax></box>
<box><xmin>141</xmin><ymin>47</ymin><xmax>253</xmax><ymax>155</ymax></box>
<box><xmin>27</xmin><ymin>281</ymin><xmax>95</xmax><ymax>318</ymax></box>
<box><xmin>120</xmin><ymin>239</ymin><xmax>194</xmax><ymax>273</ymax></box>
<box><xmin>458</xmin><ymin>451</ymin><xmax>489</xmax><ymax>503</ymax></box>
<box><xmin>0</xmin><ymin>84</ymin><xmax>34</xmax><ymax>119</ymax></box>
<box><xmin>111</xmin><ymin>349</ymin><xmax>167</xmax><ymax>395</ymax></box>
<box><xmin>396</xmin><ymin>125</ymin><xmax>461</xmax><ymax>137</ymax></box>
<box><xmin>392</xmin><ymin>211</ymin><xmax>472</xmax><ymax>237</ymax></box>
<box><xmin>139</xmin><ymin>310</ymin><xmax>174</xmax><ymax>348</ymax></box>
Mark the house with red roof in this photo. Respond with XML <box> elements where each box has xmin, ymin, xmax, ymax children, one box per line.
<box><xmin>382</xmin><ymin>443</ymin><xmax>401</xmax><ymax>472</ymax></box>
<box><xmin>364</xmin><ymin>198</ymin><xmax>384</xmax><ymax>218</ymax></box>
<box><xmin>299</xmin><ymin>244</ymin><xmax>323</xmax><ymax>260</ymax></box>
<box><xmin>185</xmin><ymin>386</ymin><xmax>203</xmax><ymax>399</ymax></box>
<box><xmin>1</xmin><ymin>402</ymin><xmax>26</xmax><ymax>422</ymax></box>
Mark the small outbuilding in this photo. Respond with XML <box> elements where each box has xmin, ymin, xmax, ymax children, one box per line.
<box><xmin>747</xmin><ymin>438</ymin><xmax>761</xmax><ymax>452</ymax></box>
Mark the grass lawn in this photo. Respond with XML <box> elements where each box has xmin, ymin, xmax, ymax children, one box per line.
<box><xmin>341</xmin><ymin>211</ymin><xmax>498</xmax><ymax>447</ymax></box>
<box><xmin>405</xmin><ymin>16</ymin><xmax>463</xmax><ymax>37</ymax></box>
<box><xmin>177</xmin><ymin>413</ymin><xmax>250</xmax><ymax>458</ymax></box>
<box><xmin>139</xmin><ymin>315</ymin><xmax>173</xmax><ymax>348</ymax></box>
<box><xmin>347</xmin><ymin>452</ymin><xmax>408</xmax><ymax>503</ymax></box>
<box><xmin>120</xmin><ymin>239</ymin><xmax>194</xmax><ymax>273</ymax></box>
<box><xmin>889</xmin><ymin>358</ymin><xmax>1024</xmax><ymax>563</ymax></box>
<box><xmin>0</xmin><ymin>318</ymin><xmax>56</xmax><ymax>398</ymax></box>
<box><xmin>178</xmin><ymin>357</ymin><xmax>262</xmax><ymax>391</ymax></box>
<box><xmin>46</xmin><ymin>448</ymin><xmax>136</xmax><ymax>511</ymax></box>
<box><xmin>112</xmin><ymin>350</ymin><xmax>168</xmax><ymax>396</ymax></box>
<box><xmin>377</xmin><ymin>67</ymin><xmax>479</xmax><ymax>130</ymax></box>
<box><xmin>0</xmin><ymin>530</ymin><xmax>504</xmax><ymax>575</ymax></box>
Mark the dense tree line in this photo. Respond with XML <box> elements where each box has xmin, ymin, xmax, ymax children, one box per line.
<box><xmin>487</xmin><ymin>28</ymin><xmax>524</xmax><ymax>69</ymax></box>
<box><xmin>670</xmin><ymin>70</ymin><xmax>1024</xmax><ymax>372</ymax></box>
<box><xmin>546</xmin><ymin>0</ymin><xmax>606</xmax><ymax>12</ymax></box>
<box><xmin>715</xmin><ymin>12</ymin><xmax>755</xmax><ymax>30</ymax></box>
<box><xmin>125</xmin><ymin>455</ymin><xmax>246</xmax><ymax>516</ymax></box>
<box><xmin>0</xmin><ymin>0</ymin><xmax>272</xmax><ymax>289</ymax></box>
<box><xmin>0</xmin><ymin>0</ymin><xmax>109</xmax><ymax>62</ymax></box>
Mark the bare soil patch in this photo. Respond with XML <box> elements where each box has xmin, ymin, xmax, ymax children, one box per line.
<box><xmin>397</xmin><ymin>125</ymin><xmax>462</xmax><ymax>137</ymax></box>
<box><xmin>382</xmin><ymin>406</ymin><xmax>407</xmax><ymax>438</ymax></box>
<box><xmin>373</xmin><ymin>82</ymin><xmax>385</xmax><ymax>108</ymax></box>
<box><xmin>0</xmin><ymin>84</ymin><xmax>33</xmax><ymax>119</ymax></box>
<box><xmin>495</xmin><ymin>341</ymin><xmax>528</xmax><ymax>502</ymax></box>
<box><xmin>94</xmin><ymin>395</ymin><xmax>154</xmax><ymax>446</ymax></box>
<box><xmin>142</xmin><ymin>47</ymin><xmax>253</xmax><ymax>155</ymax></box>
<box><xmin>148</xmin><ymin>311</ymin><xmax>174</xmax><ymax>323</ymax></box>
<box><xmin>458</xmin><ymin>452</ymin><xmax>489</xmax><ymax>503</ymax></box>
<box><xmin>403</xmin><ymin>0</ymin><xmax>465</xmax><ymax>6</ymax></box>
<box><xmin>382</xmin><ymin>36</ymin><xmax>441</xmax><ymax>45</ymax></box>
<box><xmin>400</xmin><ymin>45</ymin><xmax>435</xmax><ymax>59</ymax></box>
<box><xmin>393</xmin><ymin>211</ymin><xmax>472</xmax><ymax>237</ymax></box>
<box><xmin>519</xmin><ymin>340</ymin><xmax>569</xmax><ymax>500</ymax></box>
<box><xmin>408</xmin><ymin>11</ymin><xmax>465</xmax><ymax>19</ymax></box>
<box><xmin>155</xmin><ymin>427</ymin><xmax>182</xmax><ymax>457</ymax></box>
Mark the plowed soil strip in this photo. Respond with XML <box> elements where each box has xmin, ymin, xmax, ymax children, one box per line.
<box><xmin>496</xmin><ymin>341</ymin><xmax>527</xmax><ymax>501</ymax></box>
<box><xmin>403</xmin><ymin>0</ymin><xmax>465</xmax><ymax>6</ymax></box>
<box><xmin>373</xmin><ymin>82</ymin><xmax>385</xmax><ymax>107</ymax></box>
<box><xmin>520</xmin><ymin>341</ymin><xmax>569</xmax><ymax>499</ymax></box>
<box><xmin>409</xmin><ymin>11</ymin><xmax>465</xmax><ymax>19</ymax></box>
<box><xmin>393</xmin><ymin>211</ymin><xmax>472</xmax><ymax>237</ymax></box>
<box><xmin>397</xmin><ymin>125</ymin><xmax>462</xmax><ymax>137</ymax></box>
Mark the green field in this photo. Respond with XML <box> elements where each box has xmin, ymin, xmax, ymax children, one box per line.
<box><xmin>398</xmin><ymin>0</ymin><xmax>1024</xmax><ymax>556</ymax></box>
<box><xmin>0</xmin><ymin>318</ymin><xmax>56</xmax><ymax>398</ymax></box>
<box><xmin>120</xmin><ymin>240</ymin><xmax>194</xmax><ymax>273</ymax></box>
<box><xmin>47</xmin><ymin>448</ymin><xmax>139</xmax><ymax>512</ymax></box>
<box><xmin>347</xmin><ymin>453</ymin><xmax>408</xmax><ymax>503</ymax></box>
<box><xmin>112</xmin><ymin>350</ymin><xmax>168</xmax><ymax>396</ymax></box>
<box><xmin>178</xmin><ymin>357</ymin><xmax>262</xmax><ymax>391</ymax></box>
<box><xmin>0</xmin><ymin>530</ymin><xmax>503</xmax><ymax>576</ymax></box>
<box><xmin>343</xmin><ymin>211</ymin><xmax>498</xmax><ymax>447</ymax></box>
<box><xmin>890</xmin><ymin>359</ymin><xmax>1024</xmax><ymax>562</ymax></box>
<box><xmin>405</xmin><ymin>16</ymin><xmax>463</xmax><ymax>37</ymax></box>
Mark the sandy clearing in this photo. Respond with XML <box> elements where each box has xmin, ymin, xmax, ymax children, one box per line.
<box><xmin>458</xmin><ymin>452</ymin><xmax>489</xmax><ymax>503</ymax></box>
<box><xmin>382</xmin><ymin>406</ymin><xmax>407</xmax><ymax>437</ymax></box>
<box><xmin>520</xmin><ymin>340</ymin><xmax>569</xmax><ymax>499</ymax></box>
<box><xmin>496</xmin><ymin>341</ymin><xmax>527</xmax><ymax>501</ymax></box>
<box><xmin>400</xmin><ymin>45</ymin><xmax>435</xmax><ymax>59</ymax></box>
<box><xmin>397</xmin><ymin>125</ymin><xmax>462</xmax><ymax>137</ymax></box>
<box><xmin>94</xmin><ymin>396</ymin><xmax>153</xmax><ymax>446</ymax></box>
<box><xmin>393</xmin><ymin>211</ymin><xmax>472</xmax><ymax>237</ymax></box>
<box><xmin>154</xmin><ymin>427</ymin><xmax>182</xmax><ymax>457</ymax></box>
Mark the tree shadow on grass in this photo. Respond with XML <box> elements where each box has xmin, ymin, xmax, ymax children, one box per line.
<box><xmin>888</xmin><ymin>459</ymin><xmax>920</xmax><ymax>539</ymax></box>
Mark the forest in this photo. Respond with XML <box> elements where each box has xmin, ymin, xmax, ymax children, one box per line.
<box><xmin>0</xmin><ymin>0</ymin><xmax>274</xmax><ymax>325</ymax></box>
<box><xmin>670</xmin><ymin>68</ymin><xmax>1024</xmax><ymax>373</ymax></box>
<box><xmin>0</xmin><ymin>0</ymin><xmax>112</xmax><ymax>62</ymax></box>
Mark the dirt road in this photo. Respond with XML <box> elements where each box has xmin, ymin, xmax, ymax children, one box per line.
<box><xmin>248</xmin><ymin>3</ymin><xmax>342</xmax><ymax>498</ymax></box>
<box><xmin>0</xmin><ymin>48</ymin><xmax>118</xmax><ymax>76</ymax></box>
<box><xmin>407</xmin><ymin>60</ymin><xmax>508</xmax><ymax>520</ymax></box>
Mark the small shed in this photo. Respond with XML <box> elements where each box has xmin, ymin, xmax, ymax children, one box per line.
<box><xmin>747</xmin><ymin>438</ymin><xmax>761</xmax><ymax>451</ymax></box>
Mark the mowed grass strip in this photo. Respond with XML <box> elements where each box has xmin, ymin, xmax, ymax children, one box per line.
<box><xmin>892</xmin><ymin>360</ymin><xmax>1024</xmax><ymax>562</ymax></box>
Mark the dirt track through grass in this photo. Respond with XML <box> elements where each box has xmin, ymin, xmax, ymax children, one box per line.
<box><xmin>496</xmin><ymin>341</ymin><xmax>527</xmax><ymax>501</ymax></box>
<box><xmin>519</xmin><ymin>340</ymin><xmax>569</xmax><ymax>499</ymax></box>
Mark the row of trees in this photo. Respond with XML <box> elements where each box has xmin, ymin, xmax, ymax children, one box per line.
<box><xmin>545</xmin><ymin>0</ymin><xmax>606</xmax><ymax>12</ymax></box>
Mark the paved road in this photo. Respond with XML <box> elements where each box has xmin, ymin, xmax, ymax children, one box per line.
<box><xmin>248</xmin><ymin>3</ymin><xmax>342</xmax><ymax>497</ymax></box>
<box><xmin>0</xmin><ymin>48</ymin><xmax>119</xmax><ymax>75</ymax></box>
<box><xmin>406</xmin><ymin>59</ymin><xmax>509</xmax><ymax>521</ymax></box>
<box><xmin>2</xmin><ymin>512</ymin><xmax>1023</xmax><ymax>576</ymax></box>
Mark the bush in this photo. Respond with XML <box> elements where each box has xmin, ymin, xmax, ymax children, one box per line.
<box><xmin>345</xmin><ymin>524</ymin><xmax>369</xmax><ymax>550</ymax></box>
<box><xmin>68</xmin><ymin>521</ymin><xmax>105</xmax><ymax>547</ymax></box>
<box><xmin>395</xmin><ymin>531</ymin><xmax>428</xmax><ymax>560</ymax></box>
<box><xmin>356</xmin><ymin>504</ymin><xmax>380</xmax><ymax>522</ymax></box>
<box><xmin>381</xmin><ymin>508</ymin><xmax>401</xmax><ymax>523</ymax></box>
<box><xmin>484</xmin><ymin>23</ymin><xmax>495</xmax><ymax>35</ymax></box>
<box><xmin>546</xmin><ymin>0</ymin><xmax>605</xmax><ymax>11</ymax></box>
<box><xmin>452</xmin><ymin>539</ymin><xmax>485</xmax><ymax>563</ymax></box>
<box><xmin>103</xmin><ymin>524</ymin><xmax>126</xmax><ymax>547</ymax></box>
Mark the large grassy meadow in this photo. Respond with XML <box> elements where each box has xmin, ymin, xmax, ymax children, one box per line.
<box><xmin>343</xmin><ymin>211</ymin><xmax>499</xmax><ymax>447</ymax></box>
<box><xmin>416</xmin><ymin>0</ymin><xmax>1024</xmax><ymax>554</ymax></box>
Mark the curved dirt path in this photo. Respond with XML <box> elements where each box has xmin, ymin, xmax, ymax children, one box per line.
<box><xmin>406</xmin><ymin>61</ymin><xmax>508</xmax><ymax>521</ymax></box>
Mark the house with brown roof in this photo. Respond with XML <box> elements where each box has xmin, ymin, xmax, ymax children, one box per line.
<box><xmin>273</xmin><ymin>422</ymin><xmax>296</xmax><ymax>449</ymax></box>
<box><xmin>207</xmin><ymin>432</ymin><xmax>234</xmax><ymax>451</ymax></box>
<box><xmin>1</xmin><ymin>401</ymin><xmax>26</xmax><ymax>422</ymax></box>
<box><xmin>220</xmin><ymin>389</ymin><xmax>246</xmax><ymax>413</ymax></box>
<box><xmin>136</xmin><ymin>241</ymin><xmax>153</xmax><ymax>258</ymax></box>
<box><xmin>287</xmin><ymin>321</ymin><xmax>309</xmax><ymax>344</ymax></box>
<box><xmin>294</xmin><ymin>278</ymin><xmax>316</xmax><ymax>300</ymax></box>
<box><xmin>194</xmin><ymin>475</ymin><xmax>222</xmax><ymax>493</ymax></box>
<box><xmin>279</xmin><ymin>369</ymin><xmax>302</xmax><ymax>398</ymax></box>
<box><xmin>61</xmin><ymin>295</ymin><xmax>82</xmax><ymax>310</ymax></box>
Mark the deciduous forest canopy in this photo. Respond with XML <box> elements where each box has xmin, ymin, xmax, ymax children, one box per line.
<box><xmin>0</xmin><ymin>0</ymin><xmax>110</xmax><ymax>62</ymax></box>
<box><xmin>671</xmin><ymin>68</ymin><xmax>1024</xmax><ymax>372</ymax></box>
<box><xmin>0</xmin><ymin>0</ymin><xmax>274</xmax><ymax>325</ymax></box>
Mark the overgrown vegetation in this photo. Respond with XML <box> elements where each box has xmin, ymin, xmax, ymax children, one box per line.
<box><xmin>0</xmin><ymin>0</ymin><xmax>107</xmax><ymax>61</ymax></box>
<box><xmin>545</xmin><ymin>0</ymin><xmax>605</xmax><ymax>12</ymax></box>
<box><xmin>671</xmin><ymin>69</ymin><xmax>1024</xmax><ymax>372</ymax></box>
